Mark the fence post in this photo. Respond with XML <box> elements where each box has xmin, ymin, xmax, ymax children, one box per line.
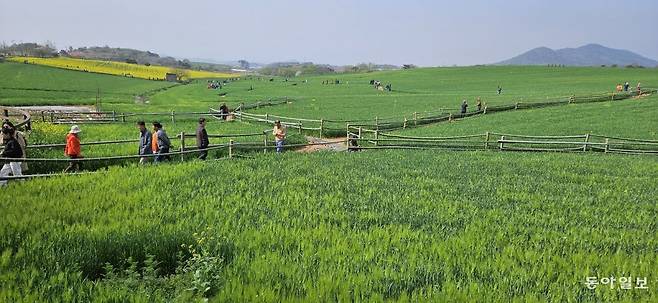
<box><xmin>374</xmin><ymin>130</ymin><xmax>379</xmax><ymax>146</ymax></box>
<box><xmin>263</xmin><ymin>131</ymin><xmax>268</xmax><ymax>154</ymax></box>
<box><xmin>583</xmin><ymin>133</ymin><xmax>590</xmax><ymax>152</ymax></box>
<box><xmin>229</xmin><ymin>139</ymin><xmax>234</xmax><ymax>158</ymax></box>
<box><xmin>50</xmin><ymin>112</ymin><xmax>54</xmax><ymax>123</ymax></box>
<box><xmin>265</xmin><ymin>113</ymin><xmax>269</xmax><ymax>123</ymax></box>
<box><xmin>611</xmin><ymin>93</ymin><xmax>614</xmax><ymax>101</ymax></box>
<box><xmin>375</xmin><ymin>116</ymin><xmax>379</xmax><ymax>131</ymax></box>
<box><xmin>499</xmin><ymin>136</ymin><xmax>505</xmax><ymax>150</ymax></box>
<box><xmin>298</xmin><ymin>120</ymin><xmax>302</xmax><ymax>134</ymax></box>
<box><xmin>483</xmin><ymin>106</ymin><xmax>487</xmax><ymax>114</ymax></box>
<box><xmin>403</xmin><ymin>117</ymin><xmax>407</xmax><ymax>129</ymax></box>
<box><xmin>171</xmin><ymin>111</ymin><xmax>175</xmax><ymax>123</ymax></box>
<box><xmin>179</xmin><ymin>132</ymin><xmax>185</xmax><ymax>161</ymax></box>
<box><xmin>448</xmin><ymin>113</ymin><xmax>452</xmax><ymax>121</ymax></box>
<box><xmin>121</xmin><ymin>113</ymin><xmax>126</xmax><ymax>123</ymax></box>
<box><xmin>485</xmin><ymin>132</ymin><xmax>490</xmax><ymax>149</ymax></box>
<box><xmin>41</xmin><ymin>111</ymin><xmax>46</xmax><ymax>122</ymax></box>
<box><xmin>358</xmin><ymin>127</ymin><xmax>362</xmax><ymax>139</ymax></box>
<box><xmin>604</xmin><ymin>138</ymin><xmax>609</xmax><ymax>153</ymax></box>
<box><xmin>413</xmin><ymin>112</ymin><xmax>418</xmax><ymax>126</ymax></box>
<box><xmin>112</xmin><ymin>110</ymin><xmax>116</xmax><ymax>121</ymax></box>
<box><xmin>319</xmin><ymin>119</ymin><xmax>324</xmax><ymax>139</ymax></box>
<box><xmin>515</xmin><ymin>102</ymin><xmax>519</xmax><ymax>110</ymax></box>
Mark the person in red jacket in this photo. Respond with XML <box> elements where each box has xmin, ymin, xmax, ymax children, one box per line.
<box><xmin>64</xmin><ymin>125</ymin><xmax>83</xmax><ymax>172</ymax></box>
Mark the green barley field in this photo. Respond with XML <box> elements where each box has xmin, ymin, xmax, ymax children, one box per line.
<box><xmin>0</xmin><ymin>61</ymin><xmax>657</xmax><ymax>302</ymax></box>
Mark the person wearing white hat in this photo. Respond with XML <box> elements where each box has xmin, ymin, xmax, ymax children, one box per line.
<box><xmin>64</xmin><ymin>125</ymin><xmax>83</xmax><ymax>172</ymax></box>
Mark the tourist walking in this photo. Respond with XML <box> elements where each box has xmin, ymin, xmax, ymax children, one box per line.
<box><xmin>1</xmin><ymin>120</ymin><xmax>28</xmax><ymax>172</ymax></box>
<box><xmin>0</xmin><ymin>127</ymin><xmax>23</xmax><ymax>186</ymax></box>
<box><xmin>152</xmin><ymin>122</ymin><xmax>171</xmax><ymax>163</ymax></box>
<box><xmin>272</xmin><ymin>120</ymin><xmax>286</xmax><ymax>153</ymax></box>
<box><xmin>137</xmin><ymin>121</ymin><xmax>152</xmax><ymax>164</ymax></box>
<box><xmin>461</xmin><ymin>100</ymin><xmax>468</xmax><ymax>114</ymax></box>
<box><xmin>64</xmin><ymin>125</ymin><xmax>83</xmax><ymax>173</ymax></box>
<box><xmin>196</xmin><ymin>118</ymin><xmax>209</xmax><ymax>160</ymax></box>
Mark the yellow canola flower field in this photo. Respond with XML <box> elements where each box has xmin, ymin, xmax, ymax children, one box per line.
<box><xmin>7</xmin><ymin>56</ymin><xmax>237</xmax><ymax>80</ymax></box>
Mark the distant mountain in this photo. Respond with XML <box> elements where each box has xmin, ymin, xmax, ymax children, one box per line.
<box><xmin>496</xmin><ymin>44</ymin><xmax>658</xmax><ymax>67</ymax></box>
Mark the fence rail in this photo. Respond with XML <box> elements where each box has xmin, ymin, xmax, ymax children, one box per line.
<box><xmin>347</xmin><ymin>128</ymin><xmax>658</xmax><ymax>155</ymax></box>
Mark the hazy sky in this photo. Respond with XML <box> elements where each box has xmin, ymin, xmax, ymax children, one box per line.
<box><xmin>2</xmin><ymin>0</ymin><xmax>657</xmax><ymax>66</ymax></box>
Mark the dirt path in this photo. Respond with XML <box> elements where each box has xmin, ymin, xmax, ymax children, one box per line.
<box><xmin>297</xmin><ymin>136</ymin><xmax>348</xmax><ymax>153</ymax></box>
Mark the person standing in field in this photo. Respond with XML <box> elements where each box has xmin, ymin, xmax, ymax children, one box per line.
<box><xmin>497</xmin><ymin>86</ymin><xmax>502</xmax><ymax>95</ymax></box>
<box><xmin>0</xmin><ymin>127</ymin><xmax>23</xmax><ymax>186</ymax></box>
<box><xmin>63</xmin><ymin>125</ymin><xmax>83</xmax><ymax>173</ymax></box>
<box><xmin>461</xmin><ymin>100</ymin><xmax>468</xmax><ymax>114</ymax></box>
<box><xmin>272</xmin><ymin>120</ymin><xmax>286</xmax><ymax>153</ymax></box>
<box><xmin>636</xmin><ymin>82</ymin><xmax>642</xmax><ymax>95</ymax></box>
<box><xmin>196</xmin><ymin>118</ymin><xmax>209</xmax><ymax>160</ymax></box>
<box><xmin>623</xmin><ymin>82</ymin><xmax>630</xmax><ymax>92</ymax></box>
<box><xmin>219</xmin><ymin>103</ymin><xmax>229</xmax><ymax>120</ymax></box>
<box><xmin>615</xmin><ymin>83</ymin><xmax>623</xmax><ymax>92</ymax></box>
<box><xmin>151</xmin><ymin>122</ymin><xmax>171</xmax><ymax>163</ymax></box>
<box><xmin>136</xmin><ymin>121</ymin><xmax>152</xmax><ymax>165</ymax></box>
<box><xmin>1</xmin><ymin>120</ymin><xmax>28</xmax><ymax>172</ymax></box>
<box><xmin>476</xmin><ymin>97</ymin><xmax>482</xmax><ymax>111</ymax></box>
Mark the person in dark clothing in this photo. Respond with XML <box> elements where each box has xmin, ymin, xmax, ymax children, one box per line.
<box><xmin>497</xmin><ymin>86</ymin><xmax>502</xmax><ymax>95</ymax></box>
<box><xmin>1</xmin><ymin>127</ymin><xmax>23</xmax><ymax>185</ymax></box>
<box><xmin>136</xmin><ymin>121</ymin><xmax>152</xmax><ymax>165</ymax></box>
<box><xmin>151</xmin><ymin>122</ymin><xmax>171</xmax><ymax>163</ymax></box>
<box><xmin>623</xmin><ymin>82</ymin><xmax>630</xmax><ymax>92</ymax></box>
<box><xmin>461</xmin><ymin>100</ymin><xmax>468</xmax><ymax>114</ymax></box>
<box><xmin>219</xmin><ymin>103</ymin><xmax>229</xmax><ymax>120</ymax></box>
<box><xmin>196</xmin><ymin>118</ymin><xmax>210</xmax><ymax>160</ymax></box>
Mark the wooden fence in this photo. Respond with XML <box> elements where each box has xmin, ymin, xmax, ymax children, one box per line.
<box><xmin>234</xmin><ymin>88</ymin><xmax>657</xmax><ymax>137</ymax></box>
<box><xmin>347</xmin><ymin>130</ymin><xmax>658</xmax><ymax>155</ymax></box>
<box><xmin>0</xmin><ymin>106</ymin><xmax>32</xmax><ymax>130</ymax></box>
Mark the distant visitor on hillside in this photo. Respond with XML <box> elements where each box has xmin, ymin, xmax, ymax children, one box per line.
<box><xmin>136</xmin><ymin>121</ymin><xmax>152</xmax><ymax>165</ymax></box>
<box><xmin>615</xmin><ymin>83</ymin><xmax>622</xmax><ymax>92</ymax></box>
<box><xmin>0</xmin><ymin>127</ymin><xmax>23</xmax><ymax>185</ymax></box>
<box><xmin>196</xmin><ymin>118</ymin><xmax>209</xmax><ymax>160</ymax></box>
<box><xmin>476</xmin><ymin>97</ymin><xmax>482</xmax><ymax>111</ymax></box>
<box><xmin>636</xmin><ymin>82</ymin><xmax>642</xmax><ymax>94</ymax></box>
<box><xmin>497</xmin><ymin>86</ymin><xmax>503</xmax><ymax>95</ymax></box>
<box><xmin>623</xmin><ymin>82</ymin><xmax>630</xmax><ymax>92</ymax></box>
<box><xmin>461</xmin><ymin>100</ymin><xmax>468</xmax><ymax>114</ymax></box>
<box><xmin>151</xmin><ymin>122</ymin><xmax>171</xmax><ymax>163</ymax></box>
<box><xmin>272</xmin><ymin>120</ymin><xmax>286</xmax><ymax>153</ymax></box>
<box><xmin>63</xmin><ymin>125</ymin><xmax>83</xmax><ymax>173</ymax></box>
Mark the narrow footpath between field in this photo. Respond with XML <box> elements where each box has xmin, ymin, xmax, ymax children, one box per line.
<box><xmin>297</xmin><ymin>136</ymin><xmax>347</xmax><ymax>152</ymax></box>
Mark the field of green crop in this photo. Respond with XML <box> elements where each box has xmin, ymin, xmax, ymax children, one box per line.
<box><xmin>2</xmin><ymin>62</ymin><xmax>657</xmax><ymax>302</ymax></box>
<box><xmin>0</xmin><ymin>62</ymin><xmax>177</xmax><ymax>106</ymax></box>
<box><xmin>393</xmin><ymin>95</ymin><xmax>658</xmax><ymax>140</ymax></box>
<box><xmin>232</xmin><ymin>66</ymin><xmax>658</xmax><ymax>121</ymax></box>
<box><xmin>1</xmin><ymin>151</ymin><xmax>656</xmax><ymax>301</ymax></box>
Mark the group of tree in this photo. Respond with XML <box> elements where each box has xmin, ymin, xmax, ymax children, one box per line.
<box><xmin>258</xmin><ymin>61</ymin><xmax>400</xmax><ymax>77</ymax></box>
<box><xmin>0</xmin><ymin>42</ymin><xmax>57</xmax><ymax>57</ymax></box>
<box><xmin>0</xmin><ymin>42</ymin><xmax>233</xmax><ymax>72</ymax></box>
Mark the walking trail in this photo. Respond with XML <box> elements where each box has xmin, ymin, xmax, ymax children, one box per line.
<box><xmin>297</xmin><ymin>136</ymin><xmax>347</xmax><ymax>152</ymax></box>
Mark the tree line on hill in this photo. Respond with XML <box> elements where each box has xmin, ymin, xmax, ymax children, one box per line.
<box><xmin>0</xmin><ymin>42</ymin><xmax>406</xmax><ymax>76</ymax></box>
<box><xmin>257</xmin><ymin>62</ymin><xmax>401</xmax><ymax>77</ymax></box>
<box><xmin>0</xmin><ymin>42</ymin><xmax>233</xmax><ymax>72</ymax></box>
